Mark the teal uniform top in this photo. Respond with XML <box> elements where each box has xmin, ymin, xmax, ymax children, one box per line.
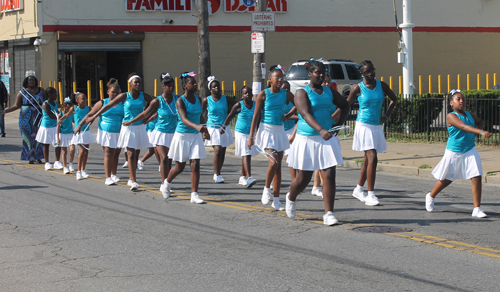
<box><xmin>356</xmin><ymin>80</ymin><xmax>385</xmax><ymax>125</ymax></box>
<box><xmin>146</xmin><ymin>117</ymin><xmax>157</xmax><ymax>132</ymax></box>
<box><xmin>283</xmin><ymin>101</ymin><xmax>296</xmax><ymax>131</ymax></box>
<box><xmin>74</xmin><ymin>106</ymin><xmax>90</xmax><ymax>132</ymax></box>
<box><xmin>41</xmin><ymin>100</ymin><xmax>58</xmax><ymax>128</ymax></box>
<box><xmin>123</xmin><ymin>92</ymin><xmax>145</xmax><ymax>126</ymax></box>
<box><xmin>175</xmin><ymin>95</ymin><xmax>202</xmax><ymax>134</ymax></box>
<box><xmin>155</xmin><ymin>94</ymin><xmax>178</xmax><ymax>134</ymax></box>
<box><xmin>297</xmin><ymin>86</ymin><xmax>335</xmax><ymax>136</ymax></box>
<box><xmin>446</xmin><ymin>111</ymin><xmax>476</xmax><ymax>153</ymax></box>
<box><xmin>59</xmin><ymin>112</ymin><xmax>74</xmax><ymax>134</ymax></box>
<box><xmin>261</xmin><ymin>88</ymin><xmax>287</xmax><ymax>126</ymax></box>
<box><xmin>98</xmin><ymin>98</ymin><xmax>124</xmax><ymax>133</ymax></box>
<box><xmin>235</xmin><ymin>100</ymin><xmax>255</xmax><ymax>135</ymax></box>
<box><xmin>207</xmin><ymin>95</ymin><xmax>228</xmax><ymax>128</ymax></box>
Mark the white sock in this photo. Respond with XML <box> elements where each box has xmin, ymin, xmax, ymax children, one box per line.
<box><xmin>240</xmin><ymin>176</ymin><xmax>247</xmax><ymax>179</ymax></box>
<box><xmin>264</xmin><ymin>187</ymin><xmax>271</xmax><ymax>192</ymax></box>
<box><xmin>191</xmin><ymin>192</ymin><xmax>198</xmax><ymax>197</ymax></box>
<box><xmin>273</xmin><ymin>197</ymin><xmax>280</xmax><ymax>204</ymax></box>
<box><xmin>368</xmin><ymin>191</ymin><xmax>375</xmax><ymax>197</ymax></box>
<box><xmin>312</xmin><ymin>186</ymin><xmax>321</xmax><ymax>193</ymax></box>
<box><xmin>356</xmin><ymin>184</ymin><xmax>364</xmax><ymax>191</ymax></box>
<box><xmin>164</xmin><ymin>179</ymin><xmax>170</xmax><ymax>186</ymax></box>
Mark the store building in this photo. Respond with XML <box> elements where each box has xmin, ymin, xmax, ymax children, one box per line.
<box><xmin>1</xmin><ymin>0</ymin><xmax>500</xmax><ymax>103</ymax></box>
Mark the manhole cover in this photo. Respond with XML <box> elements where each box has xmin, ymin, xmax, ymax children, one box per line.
<box><xmin>351</xmin><ymin>226</ymin><xmax>412</xmax><ymax>233</ymax></box>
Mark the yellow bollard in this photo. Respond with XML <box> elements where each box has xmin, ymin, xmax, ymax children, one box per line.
<box><xmin>221</xmin><ymin>81</ymin><xmax>226</xmax><ymax>93</ymax></box>
<box><xmin>243</xmin><ymin>80</ymin><xmax>247</xmax><ymax>87</ymax></box>
<box><xmin>467</xmin><ymin>74</ymin><xmax>470</xmax><ymax>91</ymax></box>
<box><xmin>428</xmin><ymin>75</ymin><xmax>432</xmax><ymax>93</ymax></box>
<box><xmin>389</xmin><ymin>76</ymin><xmax>393</xmax><ymax>90</ymax></box>
<box><xmin>58</xmin><ymin>82</ymin><xmax>63</xmax><ymax>104</ymax></box>
<box><xmin>39</xmin><ymin>81</ymin><xmax>43</xmax><ymax>88</ymax></box>
<box><xmin>49</xmin><ymin>81</ymin><xmax>52</xmax><ymax>87</ymax></box>
<box><xmin>73</xmin><ymin>82</ymin><xmax>77</xmax><ymax>94</ymax></box>
<box><xmin>494</xmin><ymin>73</ymin><xmax>497</xmax><ymax>87</ymax></box>
<box><xmin>447</xmin><ymin>75</ymin><xmax>451</xmax><ymax>93</ymax></box>
<box><xmin>418</xmin><ymin>75</ymin><xmax>422</xmax><ymax>95</ymax></box>
<box><xmin>457</xmin><ymin>74</ymin><xmax>461</xmax><ymax>90</ymax></box>
<box><xmin>438</xmin><ymin>75</ymin><xmax>442</xmax><ymax>94</ymax></box>
<box><xmin>233</xmin><ymin>81</ymin><xmax>237</xmax><ymax>95</ymax></box>
<box><xmin>486</xmin><ymin>73</ymin><xmax>490</xmax><ymax>90</ymax></box>
<box><xmin>380</xmin><ymin>77</ymin><xmax>384</xmax><ymax>82</ymax></box>
<box><xmin>87</xmin><ymin>80</ymin><xmax>91</xmax><ymax>107</ymax></box>
<box><xmin>99</xmin><ymin>80</ymin><xmax>104</xmax><ymax>100</ymax></box>
<box><xmin>175</xmin><ymin>77</ymin><xmax>179</xmax><ymax>95</ymax></box>
<box><xmin>398</xmin><ymin>76</ymin><xmax>402</xmax><ymax>94</ymax></box>
<box><xmin>127</xmin><ymin>81</ymin><xmax>130</xmax><ymax>92</ymax></box>
<box><xmin>477</xmin><ymin>74</ymin><xmax>480</xmax><ymax>90</ymax></box>
<box><xmin>154</xmin><ymin>79</ymin><xmax>158</xmax><ymax>97</ymax></box>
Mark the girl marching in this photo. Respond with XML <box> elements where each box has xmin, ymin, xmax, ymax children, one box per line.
<box><xmin>55</xmin><ymin>97</ymin><xmax>76</xmax><ymax>174</ymax></box>
<box><xmin>72</xmin><ymin>92</ymin><xmax>96</xmax><ymax>180</ymax></box>
<box><xmin>35</xmin><ymin>87</ymin><xmax>59</xmax><ymax>170</ymax></box>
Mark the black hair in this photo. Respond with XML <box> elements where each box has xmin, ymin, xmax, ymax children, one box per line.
<box><xmin>448</xmin><ymin>90</ymin><xmax>463</xmax><ymax>103</ymax></box>
<box><xmin>359</xmin><ymin>60</ymin><xmax>374</xmax><ymax>71</ymax></box>
<box><xmin>45</xmin><ymin>87</ymin><xmax>57</xmax><ymax>101</ymax></box>
<box><xmin>179</xmin><ymin>72</ymin><xmax>196</xmax><ymax>87</ymax></box>
<box><xmin>209</xmin><ymin>79</ymin><xmax>220</xmax><ymax>90</ymax></box>
<box><xmin>107</xmin><ymin>78</ymin><xmax>121</xmax><ymax>91</ymax></box>
<box><xmin>127</xmin><ymin>72</ymin><xmax>141</xmax><ymax>83</ymax></box>
<box><xmin>22</xmin><ymin>76</ymin><xmax>39</xmax><ymax>88</ymax></box>
<box><xmin>161</xmin><ymin>74</ymin><xmax>175</xmax><ymax>86</ymax></box>
<box><xmin>241</xmin><ymin>85</ymin><xmax>251</xmax><ymax>92</ymax></box>
<box><xmin>306</xmin><ymin>61</ymin><xmax>325</xmax><ymax>73</ymax></box>
<box><xmin>70</xmin><ymin>92</ymin><xmax>84</xmax><ymax>106</ymax></box>
<box><xmin>268</xmin><ymin>65</ymin><xmax>284</xmax><ymax>78</ymax></box>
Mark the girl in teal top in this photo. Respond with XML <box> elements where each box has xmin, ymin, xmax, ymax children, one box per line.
<box><xmin>248</xmin><ymin>65</ymin><xmax>295</xmax><ymax>211</ymax></box>
<box><xmin>285</xmin><ymin>60</ymin><xmax>350</xmax><ymax>225</ymax></box>
<box><xmin>202</xmin><ymin>76</ymin><xmax>236</xmax><ymax>184</ymax></box>
<box><xmin>35</xmin><ymin>87</ymin><xmax>59</xmax><ymax>170</ymax></box>
<box><xmin>427</xmin><ymin>90</ymin><xmax>492</xmax><ymax>218</ymax></box>
<box><xmin>72</xmin><ymin>92</ymin><xmax>96</xmax><ymax>180</ymax></box>
<box><xmin>137</xmin><ymin>114</ymin><xmax>160</xmax><ymax>172</ymax></box>
<box><xmin>56</xmin><ymin>97</ymin><xmax>75</xmax><ymax>174</ymax></box>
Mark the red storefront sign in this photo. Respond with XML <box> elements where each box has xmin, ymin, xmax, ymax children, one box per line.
<box><xmin>0</xmin><ymin>0</ymin><xmax>23</xmax><ymax>13</ymax></box>
<box><xmin>225</xmin><ymin>0</ymin><xmax>287</xmax><ymax>13</ymax></box>
<box><xmin>126</xmin><ymin>0</ymin><xmax>192</xmax><ymax>12</ymax></box>
<box><xmin>125</xmin><ymin>0</ymin><xmax>287</xmax><ymax>13</ymax></box>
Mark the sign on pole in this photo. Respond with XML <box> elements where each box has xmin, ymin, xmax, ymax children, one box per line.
<box><xmin>251</xmin><ymin>32</ymin><xmax>265</xmax><ymax>53</ymax></box>
<box><xmin>251</xmin><ymin>12</ymin><xmax>275</xmax><ymax>32</ymax></box>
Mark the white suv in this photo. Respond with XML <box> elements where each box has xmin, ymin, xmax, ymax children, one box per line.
<box><xmin>285</xmin><ymin>59</ymin><xmax>362</xmax><ymax>97</ymax></box>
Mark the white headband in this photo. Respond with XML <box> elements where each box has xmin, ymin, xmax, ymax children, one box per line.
<box><xmin>207</xmin><ymin>76</ymin><xmax>217</xmax><ymax>90</ymax></box>
<box><xmin>128</xmin><ymin>75</ymin><xmax>141</xmax><ymax>83</ymax></box>
<box><xmin>450</xmin><ymin>89</ymin><xmax>461</xmax><ymax>95</ymax></box>
<box><xmin>162</xmin><ymin>73</ymin><xmax>171</xmax><ymax>79</ymax></box>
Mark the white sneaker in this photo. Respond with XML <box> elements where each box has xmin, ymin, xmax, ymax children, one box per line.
<box><xmin>122</xmin><ymin>161</ymin><xmax>128</xmax><ymax>168</ymax></box>
<box><xmin>105</xmin><ymin>177</ymin><xmax>115</xmax><ymax>186</ymax></box>
<box><xmin>311</xmin><ymin>187</ymin><xmax>323</xmax><ymax>198</ymax></box>
<box><xmin>238</xmin><ymin>176</ymin><xmax>247</xmax><ymax>186</ymax></box>
<box><xmin>213</xmin><ymin>174</ymin><xmax>217</xmax><ymax>181</ymax></box>
<box><xmin>270</xmin><ymin>182</ymin><xmax>273</xmax><ymax>190</ymax></box>
<box><xmin>159</xmin><ymin>165</ymin><xmax>161</xmax><ymax>172</ymax></box>
<box><xmin>323</xmin><ymin>211</ymin><xmax>339</xmax><ymax>226</ymax></box>
<box><xmin>44</xmin><ymin>162</ymin><xmax>52</xmax><ymax>171</ymax></box>
<box><xmin>246</xmin><ymin>177</ymin><xmax>257</xmax><ymax>188</ymax></box>
<box><xmin>285</xmin><ymin>193</ymin><xmax>296</xmax><ymax>218</ymax></box>
<box><xmin>111</xmin><ymin>175</ymin><xmax>120</xmax><ymax>183</ymax></box>
<box><xmin>352</xmin><ymin>188</ymin><xmax>366</xmax><ymax>202</ymax></box>
<box><xmin>261</xmin><ymin>188</ymin><xmax>272</xmax><ymax>205</ymax></box>
<box><xmin>63</xmin><ymin>167</ymin><xmax>70</xmax><ymax>174</ymax></box>
<box><xmin>190</xmin><ymin>192</ymin><xmax>204</xmax><ymax>204</ymax></box>
<box><xmin>365</xmin><ymin>193</ymin><xmax>380</xmax><ymax>206</ymax></box>
<box><xmin>81</xmin><ymin>170</ymin><xmax>89</xmax><ymax>178</ymax></box>
<box><xmin>137</xmin><ymin>160</ymin><xmax>144</xmax><ymax>170</ymax></box>
<box><xmin>76</xmin><ymin>171</ymin><xmax>82</xmax><ymax>180</ymax></box>
<box><xmin>271</xmin><ymin>199</ymin><xmax>285</xmax><ymax>211</ymax></box>
<box><xmin>130</xmin><ymin>182</ymin><xmax>139</xmax><ymax>191</ymax></box>
<box><xmin>425</xmin><ymin>193</ymin><xmax>434</xmax><ymax>212</ymax></box>
<box><xmin>161</xmin><ymin>181</ymin><xmax>171</xmax><ymax>199</ymax></box>
<box><xmin>53</xmin><ymin>161</ymin><xmax>63</xmax><ymax>169</ymax></box>
<box><xmin>68</xmin><ymin>163</ymin><xmax>75</xmax><ymax>172</ymax></box>
<box><xmin>472</xmin><ymin>207</ymin><xmax>487</xmax><ymax>218</ymax></box>
<box><xmin>127</xmin><ymin>180</ymin><xmax>133</xmax><ymax>187</ymax></box>
<box><xmin>215</xmin><ymin>175</ymin><xmax>225</xmax><ymax>183</ymax></box>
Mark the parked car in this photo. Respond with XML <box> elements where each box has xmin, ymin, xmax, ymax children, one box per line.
<box><xmin>285</xmin><ymin>59</ymin><xmax>362</xmax><ymax>98</ymax></box>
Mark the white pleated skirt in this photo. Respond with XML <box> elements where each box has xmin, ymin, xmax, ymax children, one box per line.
<box><xmin>204</xmin><ymin>127</ymin><xmax>234</xmax><ymax>147</ymax></box>
<box><xmin>35</xmin><ymin>126</ymin><xmax>57</xmax><ymax>144</ymax></box>
<box><xmin>168</xmin><ymin>132</ymin><xmax>206</xmax><ymax>162</ymax></box>
<box><xmin>57</xmin><ymin>133</ymin><xmax>74</xmax><ymax>147</ymax></box>
<box><xmin>234</xmin><ymin>131</ymin><xmax>259</xmax><ymax>157</ymax></box>
<box><xmin>72</xmin><ymin>131</ymin><xmax>96</xmax><ymax>145</ymax></box>
<box><xmin>255</xmin><ymin>123</ymin><xmax>290</xmax><ymax>152</ymax></box>
<box><xmin>287</xmin><ymin>134</ymin><xmax>344</xmax><ymax>171</ymax></box>
<box><xmin>352</xmin><ymin>121</ymin><xmax>387</xmax><ymax>152</ymax></box>
<box><xmin>96</xmin><ymin>129</ymin><xmax>120</xmax><ymax>148</ymax></box>
<box><xmin>117</xmin><ymin>124</ymin><xmax>152</xmax><ymax>150</ymax></box>
<box><xmin>152</xmin><ymin>130</ymin><xmax>175</xmax><ymax>148</ymax></box>
<box><xmin>283</xmin><ymin>127</ymin><xmax>295</xmax><ymax>156</ymax></box>
<box><xmin>147</xmin><ymin>131</ymin><xmax>155</xmax><ymax>145</ymax></box>
<box><xmin>432</xmin><ymin>147</ymin><xmax>483</xmax><ymax>181</ymax></box>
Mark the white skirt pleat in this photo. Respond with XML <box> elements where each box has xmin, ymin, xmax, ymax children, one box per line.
<box><xmin>35</xmin><ymin>126</ymin><xmax>57</xmax><ymax>144</ymax></box>
<box><xmin>57</xmin><ymin>133</ymin><xmax>74</xmax><ymax>147</ymax></box>
<box><xmin>432</xmin><ymin>147</ymin><xmax>483</xmax><ymax>181</ymax></box>
<box><xmin>204</xmin><ymin>127</ymin><xmax>234</xmax><ymax>147</ymax></box>
<box><xmin>96</xmin><ymin>128</ymin><xmax>120</xmax><ymax>148</ymax></box>
<box><xmin>352</xmin><ymin>121</ymin><xmax>387</xmax><ymax>152</ymax></box>
<box><xmin>147</xmin><ymin>131</ymin><xmax>156</xmax><ymax>145</ymax></box>
<box><xmin>168</xmin><ymin>132</ymin><xmax>206</xmax><ymax>163</ymax></box>
<box><xmin>283</xmin><ymin>127</ymin><xmax>295</xmax><ymax>156</ymax></box>
<box><xmin>287</xmin><ymin>134</ymin><xmax>344</xmax><ymax>171</ymax></box>
<box><xmin>117</xmin><ymin>124</ymin><xmax>152</xmax><ymax>150</ymax></box>
<box><xmin>152</xmin><ymin>130</ymin><xmax>175</xmax><ymax>148</ymax></box>
<box><xmin>234</xmin><ymin>131</ymin><xmax>259</xmax><ymax>157</ymax></box>
<box><xmin>255</xmin><ymin>123</ymin><xmax>289</xmax><ymax>152</ymax></box>
<box><xmin>72</xmin><ymin>131</ymin><xmax>96</xmax><ymax>145</ymax></box>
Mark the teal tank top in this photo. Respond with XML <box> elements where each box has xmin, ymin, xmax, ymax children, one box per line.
<box><xmin>446</xmin><ymin>111</ymin><xmax>476</xmax><ymax>153</ymax></box>
<box><xmin>123</xmin><ymin>92</ymin><xmax>145</xmax><ymax>126</ymax></box>
<box><xmin>156</xmin><ymin>94</ymin><xmax>178</xmax><ymax>134</ymax></box>
<box><xmin>41</xmin><ymin>100</ymin><xmax>58</xmax><ymax>128</ymax></box>
<box><xmin>261</xmin><ymin>88</ymin><xmax>287</xmax><ymax>125</ymax></box>
<box><xmin>207</xmin><ymin>95</ymin><xmax>228</xmax><ymax>128</ymax></box>
<box><xmin>235</xmin><ymin>100</ymin><xmax>255</xmax><ymax>134</ymax></box>
<box><xmin>59</xmin><ymin>112</ymin><xmax>74</xmax><ymax>134</ymax></box>
<box><xmin>297</xmin><ymin>86</ymin><xmax>335</xmax><ymax>136</ymax></box>
<box><xmin>175</xmin><ymin>95</ymin><xmax>202</xmax><ymax>134</ymax></box>
<box><xmin>356</xmin><ymin>80</ymin><xmax>385</xmax><ymax>125</ymax></box>
<box><xmin>98</xmin><ymin>98</ymin><xmax>124</xmax><ymax>133</ymax></box>
<box><xmin>283</xmin><ymin>101</ymin><xmax>296</xmax><ymax>131</ymax></box>
<box><xmin>146</xmin><ymin>117</ymin><xmax>157</xmax><ymax>132</ymax></box>
<box><xmin>74</xmin><ymin>106</ymin><xmax>90</xmax><ymax>132</ymax></box>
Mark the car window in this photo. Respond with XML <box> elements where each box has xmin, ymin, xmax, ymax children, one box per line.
<box><xmin>327</xmin><ymin>64</ymin><xmax>345</xmax><ymax>80</ymax></box>
<box><xmin>286</xmin><ymin>65</ymin><xmax>309</xmax><ymax>80</ymax></box>
<box><xmin>345</xmin><ymin>64</ymin><xmax>362</xmax><ymax>80</ymax></box>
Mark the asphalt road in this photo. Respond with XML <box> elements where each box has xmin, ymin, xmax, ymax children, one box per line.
<box><xmin>1</xmin><ymin>120</ymin><xmax>499</xmax><ymax>291</ymax></box>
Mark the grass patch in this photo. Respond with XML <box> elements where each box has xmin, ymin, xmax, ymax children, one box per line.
<box><xmin>396</xmin><ymin>152</ymin><xmax>403</xmax><ymax>155</ymax></box>
<box><xmin>419</xmin><ymin>164</ymin><xmax>432</xmax><ymax>169</ymax></box>
<box><xmin>486</xmin><ymin>173</ymin><xmax>497</xmax><ymax>176</ymax></box>
<box><xmin>414</xmin><ymin>154</ymin><xmax>422</xmax><ymax>157</ymax></box>
<box><xmin>355</xmin><ymin>158</ymin><xmax>364</xmax><ymax>164</ymax></box>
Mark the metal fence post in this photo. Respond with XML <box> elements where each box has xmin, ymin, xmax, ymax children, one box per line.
<box><xmin>426</xmin><ymin>94</ymin><xmax>430</xmax><ymax>142</ymax></box>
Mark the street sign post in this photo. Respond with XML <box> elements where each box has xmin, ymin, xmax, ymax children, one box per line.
<box><xmin>251</xmin><ymin>32</ymin><xmax>265</xmax><ymax>54</ymax></box>
<box><xmin>251</xmin><ymin>12</ymin><xmax>275</xmax><ymax>32</ymax></box>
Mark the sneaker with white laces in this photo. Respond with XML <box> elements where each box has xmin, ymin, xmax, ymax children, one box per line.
<box><xmin>76</xmin><ymin>171</ymin><xmax>83</xmax><ymax>180</ymax></box>
<box><xmin>111</xmin><ymin>175</ymin><xmax>120</xmax><ymax>183</ymax></box>
<box><xmin>215</xmin><ymin>175</ymin><xmax>225</xmax><ymax>183</ymax></box>
<box><xmin>122</xmin><ymin>161</ymin><xmax>128</xmax><ymax>168</ymax></box>
<box><xmin>161</xmin><ymin>180</ymin><xmax>171</xmax><ymax>199</ymax></box>
<box><xmin>105</xmin><ymin>177</ymin><xmax>115</xmax><ymax>186</ymax></box>
<box><xmin>285</xmin><ymin>193</ymin><xmax>296</xmax><ymax>218</ymax></box>
<box><xmin>127</xmin><ymin>180</ymin><xmax>133</xmax><ymax>187</ymax></box>
<box><xmin>68</xmin><ymin>163</ymin><xmax>75</xmax><ymax>172</ymax></box>
<box><xmin>311</xmin><ymin>187</ymin><xmax>323</xmax><ymax>198</ymax></box>
<box><xmin>81</xmin><ymin>170</ymin><xmax>89</xmax><ymax>178</ymax></box>
<box><xmin>246</xmin><ymin>177</ymin><xmax>257</xmax><ymax>188</ymax></box>
<box><xmin>190</xmin><ymin>192</ymin><xmax>204</xmax><ymax>204</ymax></box>
<box><xmin>130</xmin><ymin>182</ymin><xmax>139</xmax><ymax>191</ymax></box>
<box><xmin>425</xmin><ymin>193</ymin><xmax>434</xmax><ymax>212</ymax></box>
<box><xmin>323</xmin><ymin>211</ymin><xmax>339</xmax><ymax>226</ymax></box>
<box><xmin>44</xmin><ymin>162</ymin><xmax>52</xmax><ymax>171</ymax></box>
<box><xmin>261</xmin><ymin>188</ymin><xmax>272</xmax><ymax>205</ymax></box>
<box><xmin>238</xmin><ymin>176</ymin><xmax>247</xmax><ymax>186</ymax></box>
<box><xmin>271</xmin><ymin>199</ymin><xmax>285</xmax><ymax>211</ymax></box>
<box><xmin>137</xmin><ymin>160</ymin><xmax>144</xmax><ymax>170</ymax></box>
<box><xmin>365</xmin><ymin>193</ymin><xmax>380</xmax><ymax>206</ymax></box>
<box><xmin>472</xmin><ymin>207</ymin><xmax>487</xmax><ymax>218</ymax></box>
<box><xmin>352</xmin><ymin>188</ymin><xmax>366</xmax><ymax>202</ymax></box>
<box><xmin>63</xmin><ymin>167</ymin><xmax>70</xmax><ymax>174</ymax></box>
<box><xmin>53</xmin><ymin>161</ymin><xmax>63</xmax><ymax>169</ymax></box>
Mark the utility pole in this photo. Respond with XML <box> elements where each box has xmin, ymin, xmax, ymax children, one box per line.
<box><xmin>252</xmin><ymin>0</ymin><xmax>266</xmax><ymax>95</ymax></box>
<box><xmin>197</xmin><ymin>0</ymin><xmax>211</xmax><ymax>98</ymax></box>
<box><xmin>400</xmin><ymin>0</ymin><xmax>414</xmax><ymax>96</ymax></box>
